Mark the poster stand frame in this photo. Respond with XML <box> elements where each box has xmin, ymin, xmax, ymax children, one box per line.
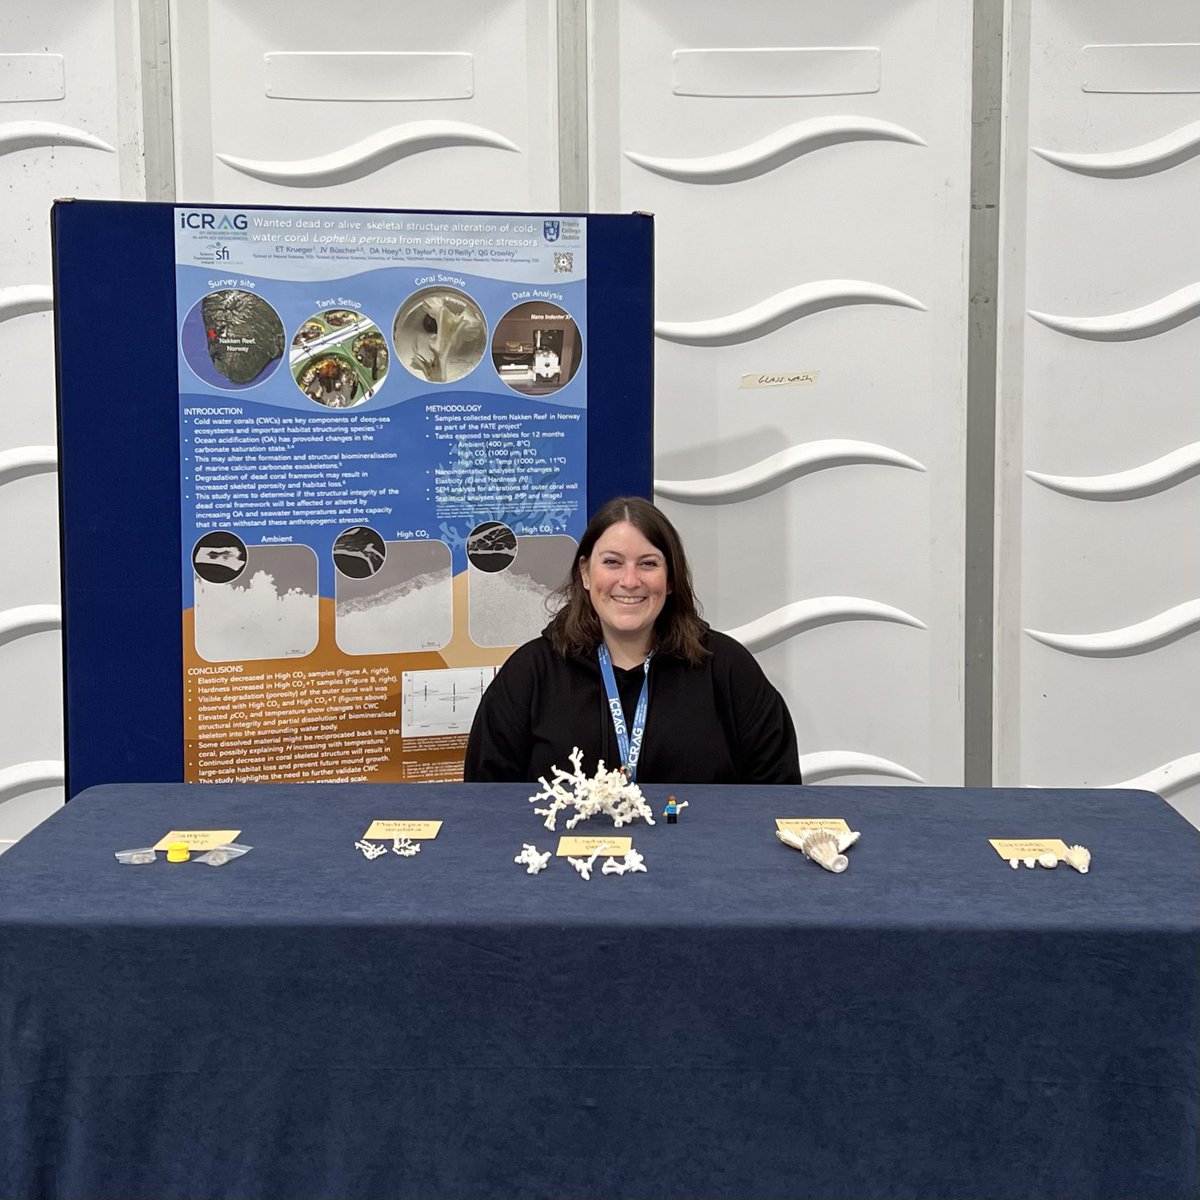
<box><xmin>51</xmin><ymin>200</ymin><xmax>653</xmax><ymax>798</ymax></box>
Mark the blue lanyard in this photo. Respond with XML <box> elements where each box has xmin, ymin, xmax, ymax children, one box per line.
<box><xmin>597</xmin><ymin>644</ymin><xmax>652</xmax><ymax>781</ymax></box>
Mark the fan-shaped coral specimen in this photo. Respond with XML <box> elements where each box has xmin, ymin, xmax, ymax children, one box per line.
<box><xmin>1064</xmin><ymin>845</ymin><xmax>1091</xmax><ymax>874</ymax></box>
<box><xmin>775</xmin><ymin>827</ymin><xmax>851</xmax><ymax>873</ymax></box>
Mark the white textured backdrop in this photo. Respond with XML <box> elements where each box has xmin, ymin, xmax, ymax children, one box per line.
<box><xmin>996</xmin><ymin>0</ymin><xmax>1200</xmax><ymax>825</ymax></box>
<box><xmin>590</xmin><ymin>0</ymin><xmax>973</xmax><ymax>786</ymax></box>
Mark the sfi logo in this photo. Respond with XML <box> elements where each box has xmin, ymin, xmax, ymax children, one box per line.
<box><xmin>179</xmin><ymin>211</ymin><xmax>248</xmax><ymax>231</ymax></box>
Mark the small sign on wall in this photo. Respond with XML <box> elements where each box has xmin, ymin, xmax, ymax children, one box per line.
<box><xmin>739</xmin><ymin>371</ymin><xmax>819</xmax><ymax>389</ymax></box>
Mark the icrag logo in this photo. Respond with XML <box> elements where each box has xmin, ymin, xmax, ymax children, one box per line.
<box><xmin>179</xmin><ymin>211</ymin><xmax>248</xmax><ymax>231</ymax></box>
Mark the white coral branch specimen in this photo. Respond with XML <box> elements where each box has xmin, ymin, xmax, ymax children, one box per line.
<box><xmin>514</xmin><ymin>843</ymin><xmax>551</xmax><ymax>875</ymax></box>
<box><xmin>529</xmin><ymin>747</ymin><xmax>657</xmax><ymax>831</ymax></box>
<box><xmin>392</xmin><ymin>837</ymin><xmax>421</xmax><ymax>857</ymax></box>
<box><xmin>601</xmin><ymin>848</ymin><xmax>648</xmax><ymax>876</ymax></box>
<box><xmin>568</xmin><ymin>843</ymin><xmax>608</xmax><ymax>881</ymax></box>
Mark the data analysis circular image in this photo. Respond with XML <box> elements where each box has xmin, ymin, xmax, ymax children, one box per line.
<box><xmin>393</xmin><ymin>287</ymin><xmax>487</xmax><ymax>384</ymax></box>
<box><xmin>491</xmin><ymin>302</ymin><xmax>582</xmax><ymax>396</ymax></box>
<box><xmin>291</xmin><ymin>308</ymin><xmax>388</xmax><ymax>408</ymax></box>
<box><xmin>192</xmin><ymin>531</ymin><xmax>248</xmax><ymax>584</ymax></box>
<box><xmin>181</xmin><ymin>290</ymin><xmax>285</xmax><ymax>390</ymax></box>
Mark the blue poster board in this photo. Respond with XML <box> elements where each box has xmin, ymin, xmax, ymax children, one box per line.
<box><xmin>52</xmin><ymin>201</ymin><xmax>653</xmax><ymax>797</ymax></box>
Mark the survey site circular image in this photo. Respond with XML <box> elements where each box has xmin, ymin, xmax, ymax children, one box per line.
<box><xmin>181</xmin><ymin>290</ymin><xmax>285</xmax><ymax>390</ymax></box>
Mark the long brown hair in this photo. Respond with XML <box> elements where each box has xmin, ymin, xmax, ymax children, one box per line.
<box><xmin>548</xmin><ymin>496</ymin><xmax>709</xmax><ymax>665</ymax></box>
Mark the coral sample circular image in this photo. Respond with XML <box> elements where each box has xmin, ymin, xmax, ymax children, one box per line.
<box><xmin>491</xmin><ymin>302</ymin><xmax>582</xmax><ymax>396</ymax></box>
<box><xmin>192</xmin><ymin>530</ymin><xmax>248</xmax><ymax>584</ymax></box>
<box><xmin>333</xmin><ymin>526</ymin><xmax>387</xmax><ymax>578</ymax></box>
<box><xmin>182</xmin><ymin>290</ymin><xmax>285</xmax><ymax>389</ymax></box>
<box><xmin>393</xmin><ymin>288</ymin><xmax>487</xmax><ymax>384</ymax></box>
<box><xmin>466</xmin><ymin>522</ymin><xmax>518</xmax><ymax>573</ymax></box>
<box><xmin>291</xmin><ymin>308</ymin><xmax>388</xmax><ymax>408</ymax></box>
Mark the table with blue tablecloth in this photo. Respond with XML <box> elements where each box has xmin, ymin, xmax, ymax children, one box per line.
<box><xmin>1</xmin><ymin>783</ymin><xmax>1196</xmax><ymax>1200</ymax></box>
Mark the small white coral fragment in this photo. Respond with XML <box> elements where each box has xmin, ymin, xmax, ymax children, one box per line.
<box><xmin>1064</xmin><ymin>844</ymin><xmax>1091</xmax><ymax>874</ymax></box>
<box><xmin>1037</xmin><ymin>852</ymin><xmax>1058</xmax><ymax>869</ymax></box>
<box><xmin>836</xmin><ymin>830</ymin><xmax>861</xmax><ymax>853</ymax></box>
<box><xmin>1023</xmin><ymin>857</ymin><xmax>1036</xmax><ymax>869</ymax></box>
<box><xmin>354</xmin><ymin>839</ymin><xmax>387</xmax><ymax>860</ymax></box>
<box><xmin>1009</xmin><ymin>858</ymin><xmax>1020</xmax><ymax>869</ymax></box>
<box><xmin>601</xmin><ymin>848</ymin><xmax>647</xmax><ymax>876</ymax></box>
<box><xmin>514</xmin><ymin>843</ymin><xmax>551</xmax><ymax>875</ymax></box>
<box><xmin>392</xmin><ymin>837</ymin><xmax>421</xmax><ymax>857</ymax></box>
<box><xmin>567</xmin><ymin>843</ymin><xmax>608</xmax><ymax>881</ymax></box>
<box><xmin>529</xmin><ymin>747</ymin><xmax>657</xmax><ymax>831</ymax></box>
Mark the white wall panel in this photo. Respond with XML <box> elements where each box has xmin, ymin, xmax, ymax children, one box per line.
<box><xmin>172</xmin><ymin>0</ymin><xmax>560</xmax><ymax>209</ymax></box>
<box><xmin>590</xmin><ymin>0</ymin><xmax>972</xmax><ymax>784</ymax></box>
<box><xmin>0</xmin><ymin>0</ymin><xmax>144</xmax><ymax>841</ymax></box>
<box><xmin>997</xmin><ymin>0</ymin><xmax>1200</xmax><ymax>823</ymax></box>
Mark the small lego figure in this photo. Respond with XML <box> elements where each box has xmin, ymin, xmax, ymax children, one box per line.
<box><xmin>664</xmin><ymin>795</ymin><xmax>688</xmax><ymax>824</ymax></box>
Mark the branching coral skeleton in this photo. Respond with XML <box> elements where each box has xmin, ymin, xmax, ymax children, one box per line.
<box><xmin>514</xmin><ymin>843</ymin><xmax>551</xmax><ymax>875</ymax></box>
<box><xmin>529</xmin><ymin>747</ymin><xmax>657</xmax><ymax>831</ymax></box>
<box><xmin>601</xmin><ymin>848</ymin><xmax>647</xmax><ymax>876</ymax></box>
<box><xmin>568</xmin><ymin>843</ymin><xmax>608</xmax><ymax>881</ymax></box>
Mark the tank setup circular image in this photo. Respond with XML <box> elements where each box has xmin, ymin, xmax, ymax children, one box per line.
<box><xmin>290</xmin><ymin>307</ymin><xmax>388</xmax><ymax>408</ymax></box>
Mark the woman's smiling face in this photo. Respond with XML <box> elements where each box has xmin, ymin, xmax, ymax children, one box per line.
<box><xmin>579</xmin><ymin>520</ymin><xmax>671</xmax><ymax>659</ymax></box>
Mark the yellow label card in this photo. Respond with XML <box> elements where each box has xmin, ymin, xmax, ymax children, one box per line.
<box><xmin>154</xmin><ymin>830</ymin><xmax>241</xmax><ymax>852</ymax></box>
<box><xmin>556</xmin><ymin>836</ymin><xmax>632</xmax><ymax>857</ymax></box>
<box><xmin>989</xmin><ymin>838</ymin><xmax>1069</xmax><ymax>860</ymax></box>
<box><xmin>363</xmin><ymin>820</ymin><xmax>443</xmax><ymax>840</ymax></box>
<box><xmin>775</xmin><ymin>818</ymin><xmax>851</xmax><ymax>835</ymax></box>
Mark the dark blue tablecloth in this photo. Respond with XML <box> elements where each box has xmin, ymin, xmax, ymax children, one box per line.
<box><xmin>0</xmin><ymin>783</ymin><xmax>1196</xmax><ymax>1200</ymax></box>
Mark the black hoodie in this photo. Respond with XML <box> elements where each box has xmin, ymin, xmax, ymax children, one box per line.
<box><xmin>464</xmin><ymin>627</ymin><xmax>802</xmax><ymax>785</ymax></box>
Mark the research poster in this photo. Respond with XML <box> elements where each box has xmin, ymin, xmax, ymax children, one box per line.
<box><xmin>175</xmin><ymin>208</ymin><xmax>587</xmax><ymax>783</ymax></box>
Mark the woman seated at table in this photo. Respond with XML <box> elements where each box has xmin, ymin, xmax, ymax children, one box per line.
<box><xmin>464</xmin><ymin>496</ymin><xmax>802</xmax><ymax>784</ymax></box>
